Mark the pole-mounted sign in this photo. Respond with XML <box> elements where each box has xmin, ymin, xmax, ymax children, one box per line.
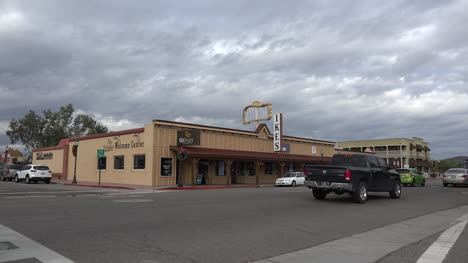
<box><xmin>273</xmin><ymin>113</ymin><xmax>283</xmax><ymax>152</ymax></box>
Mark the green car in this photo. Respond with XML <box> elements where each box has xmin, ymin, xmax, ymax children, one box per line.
<box><xmin>396</xmin><ymin>168</ymin><xmax>425</xmax><ymax>187</ymax></box>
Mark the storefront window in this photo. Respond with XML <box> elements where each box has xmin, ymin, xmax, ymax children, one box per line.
<box><xmin>161</xmin><ymin>158</ymin><xmax>172</xmax><ymax>176</ymax></box>
<box><xmin>215</xmin><ymin>160</ymin><xmax>226</xmax><ymax>176</ymax></box>
<box><xmin>263</xmin><ymin>162</ymin><xmax>273</xmax><ymax>175</ymax></box>
<box><xmin>97</xmin><ymin>157</ymin><xmax>106</xmax><ymax>170</ymax></box>
<box><xmin>134</xmin><ymin>155</ymin><xmax>145</xmax><ymax>169</ymax></box>
<box><xmin>235</xmin><ymin>161</ymin><xmax>255</xmax><ymax>176</ymax></box>
<box><xmin>288</xmin><ymin>162</ymin><xmax>295</xmax><ymax>171</ymax></box>
<box><xmin>114</xmin><ymin>156</ymin><xmax>124</xmax><ymax>170</ymax></box>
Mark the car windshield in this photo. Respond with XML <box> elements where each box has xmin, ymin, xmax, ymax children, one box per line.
<box><xmin>446</xmin><ymin>169</ymin><xmax>466</xmax><ymax>173</ymax></box>
<box><xmin>331</xmin><ymin>155</ymin><xmax>367</xmax><ymax>167</ymax></box>
<box><xmin>34</xmin><ymin>166</ymin><xmax>50</xmax><ymax>170</ymax></box>
<box><xmin>396</xmin><ymin>169</ymin><xmax>410</xmax><ymax>174</ymax></box>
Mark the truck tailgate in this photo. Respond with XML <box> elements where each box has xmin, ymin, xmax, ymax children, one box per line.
<box><xmin>305</xmin><ymin>165</ymin><xmax>348</xmax><ymax>183</ymax></box>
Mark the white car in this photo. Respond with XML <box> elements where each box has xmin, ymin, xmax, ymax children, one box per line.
<box><xmin>275</xmin><ymin>172</ymin><xmax>305</xmax><ymax>187</ymax></box>
<box><xmin>15</xmin><ymin>164</ymin><xmax>52</xmax><ymax>184</ymax></box>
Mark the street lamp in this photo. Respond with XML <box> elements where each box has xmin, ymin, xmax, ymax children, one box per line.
<box><xmin>72</xmin><ymin>140</ymin><xmax>79</xmax><ymax>184</ymax></box>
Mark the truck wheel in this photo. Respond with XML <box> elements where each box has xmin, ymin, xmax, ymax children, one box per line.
<box><xmin>389</xmin><ymin>182</ymin><xmax>401</xmax><ymax>199</ymax></box>
<box><xmin>312</xmin><ymin>189</ymin><xmax>327</xmax><ymax>200</ymax></box>
<box><xmin>0</xmin><ymin>174</ymin><xmax>4</xmax><ymax>181</ymax></box>
<box><xmin>353</xmin><ymin>182</ymin><xmax>368</xmax><ymax>204</ymax></box>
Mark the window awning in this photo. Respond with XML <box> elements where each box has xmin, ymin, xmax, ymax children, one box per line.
<box><xmin>170</xmin><ymin>146</ymin><xmax>331</xmax><ymax>163</ymax></box>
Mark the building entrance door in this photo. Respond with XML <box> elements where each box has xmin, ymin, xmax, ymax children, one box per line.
<box><xmin>197</xmin><ymin>160</ymin><xmax>209</xmax><ymax>185</ymax></box>
<box><xmin>231</xmin><ymin>161</ymin><xmax>237</xmax><ymax>184</ymax></box>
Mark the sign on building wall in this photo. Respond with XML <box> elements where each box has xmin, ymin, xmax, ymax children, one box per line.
<box><xmin>161</xmin><ymin>158</ymin><xmax>173</xmax><ymax>176</ymax></box>
<box><xmin>273</xmin><ymin>113</ymin><xmax>283</xmax><ymax>152</ymax></box>
<box><xmin>177</xmin><ymin>130</ymin><xmax>200</xmax><ymax>145</ymax></box>
<box><xmin>36</xmin><ymin>152</ymin><xmax>53</xmax><ymax>160</ymax></box>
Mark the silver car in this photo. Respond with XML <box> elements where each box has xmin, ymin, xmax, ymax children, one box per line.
<box><xmin>0</xmin><ymin>164</ymin><xmax>23</xmax><ymax>181</ymax></box>
<box><xmin>442</xmin><ymin>168</ymin><xmax>468</xmax><ymax>187</ymax></box>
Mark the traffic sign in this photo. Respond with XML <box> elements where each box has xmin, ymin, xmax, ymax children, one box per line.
<box><xmin>97</xmin><ymin>149</ymin><xmax>105</xmax><ymax>158</ymax></box>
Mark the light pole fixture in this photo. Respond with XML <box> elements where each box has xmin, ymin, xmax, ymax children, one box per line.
<box><xmin>438</xmin><ymin>161</ymin><xmax>441</xmax><ymax>177</ymax></box>
<box><xmin>72</xmin><ymin>140</ymin><xmax>79</xmax><ymax>184</ymax></box>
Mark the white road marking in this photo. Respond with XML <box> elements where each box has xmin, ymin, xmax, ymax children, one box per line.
<box><xmin>0</xmin><ymin>224</ymin><xmax>74</xmax><ymax>263</ymax></box>
<box><xmin>253</xmin><ymin>206</ymin><xmax>468</xmax><ymax>263</ymax></box>
<box><xmin>0</xmin><ymin>190</ymin><xmax>118</xmax><ymax>195</ymax></box>
<box><xmin>416</xmin><ymin>219</ymin><xmax>467</xmax><ymax>263</ymax></box>
<box><xmin>2</xmin><ymin>196</ymin><xmax>57</xmax><ymax>199</ymax></box>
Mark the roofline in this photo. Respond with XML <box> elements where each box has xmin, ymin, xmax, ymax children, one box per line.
<box><xmin>32</xmin><ymin>145</ymin><xmax>66</xmax><ymax>152</ymax></box>
<box><xmin>338</xmin><ymin>138</ymin><xmax>429</xmax><ymax>144</ymax></box>
<box><xmin>153</xmin><ymin>119</ymin><xmax>335</xmax><ymax>145</ymax></box>
<box><xmin>69</xmin><ymin>128</ymin><xmax>144</xmax><ymax>142</ymax></box>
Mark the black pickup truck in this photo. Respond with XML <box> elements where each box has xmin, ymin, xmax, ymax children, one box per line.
<box><xmin>304</xmin><ymin>153</ymin><xmax>401</xmax><ymax>203</ymax></box>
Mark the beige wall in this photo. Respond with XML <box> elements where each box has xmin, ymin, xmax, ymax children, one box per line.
<box><xmin>32</xmin><ymin>149</ymin><xmax>64</xmax><ymax>174</ymax></box>
<box><xmin>66</xmin><ymin>130</ymin><xmax>154</xmax><ymax>186</ymax></box>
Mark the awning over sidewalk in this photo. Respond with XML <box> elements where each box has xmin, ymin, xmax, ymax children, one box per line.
<box><xmin>170</xmin><ymin>146</ymin><xmax>331</xmax><ymax>163</ymax></box>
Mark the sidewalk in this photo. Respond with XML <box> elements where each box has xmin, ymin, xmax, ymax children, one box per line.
<box><xmin>52</xmin><ymin>179</ymin><xmax>274</xmax><ymax>191</ymax></box>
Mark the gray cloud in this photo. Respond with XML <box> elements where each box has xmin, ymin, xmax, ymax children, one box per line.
<box><xmin>1</xmin><ymin>0</ymin><xmax>468</xmax><ymax>160</ymax></box>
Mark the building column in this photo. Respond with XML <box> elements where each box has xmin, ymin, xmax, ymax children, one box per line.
<box><xmin>278</xmin><ymin>162</ymin><xmax>287</xmax><ymax>177</ymax></box>
<box><xmin>298</xmin><ymin>162</ymin><xmax>305</xmax><ymax>173</ymax></box>
<box><xmin>225</xmin><ymin>160</ymin><xmax>233</xmax><ymax>185</ymax></box>
<box><xmin>191</xmin><ymin>158</ymin><xmax>200</xmax><ymax>186</ymax></box>
<box><xmin>255</xmin><ymin>161</ymin><xmax>262</xmax><ymax>185</ymax></box>
<box><xmin>386</xmin><ymin>145</ymin><xmax>389</xmax><ymax>164</ymax></box>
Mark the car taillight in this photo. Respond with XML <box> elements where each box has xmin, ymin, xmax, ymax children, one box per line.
<box><xmin>344</xmin><ymin>170</ymin><xmax>352</xmax><ymax>181</ymax></box>
<box><xmin>303</xmin><ymin>170</ymin><xmax>308</xmax><ymax>176</ymax></box>
<box><xmin>443</xmin><ymin>174</ymin><xmax>448</xmax><ymax>177</ymax></box>
<box><xmin>462</xmin><ymin>175</ymin><xmax>468</xmax><ymax>178</ymax></box>
<box><xmin>6</xmin><ymin>169</ymin><xmax>9</xmax><ymax>174</ymax></box>
<box><xmin>408</xmin><ymin>173</ymin><xmax>413</xmax><ymax>177</ymax></box>
<box><xmin>31</xmin><ymin>170</ymin><xmax>37</xmax><ymax>172</ymax></box>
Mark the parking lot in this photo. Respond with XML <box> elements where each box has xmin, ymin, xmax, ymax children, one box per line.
<box><xmin>1</xmin><ymin>178</ymin><xmax>468</xmax><ymax>263</ymax></box>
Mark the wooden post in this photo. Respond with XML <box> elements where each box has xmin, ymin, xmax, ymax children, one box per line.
<box><xmin>298</xmin><ymin>162</ymin><xmax>305</xmax><ymax>172</ymax></box>
<box><xmin>225</xmin><ymin>160</ymin><xmax>233</xmax><ymax>185</ymax></box>
<box><xmin>278</xmin><ymin>162</ymin><xmax>286</xmax><ymax>178</ymax></box>
<box><xmin>255</xmin><ymin>161</ymin><xmax>262</xmax><ymax>185</ymax></box>
<box><xmin>192</xmin><ymin>158</ymin><xmax>200</xmax><ymax>186</ymax></box>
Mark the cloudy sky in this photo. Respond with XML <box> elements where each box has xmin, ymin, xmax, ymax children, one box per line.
<box><xmin>1</xmin><ymin>0</ymin><xmax>467</xmax><ymax>160</ymax></box>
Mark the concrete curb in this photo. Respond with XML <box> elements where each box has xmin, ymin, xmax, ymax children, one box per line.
<box><xmin>160</xmin><ymin>185</ymin><xmax>261</xmax><ymax>190</ymax></box>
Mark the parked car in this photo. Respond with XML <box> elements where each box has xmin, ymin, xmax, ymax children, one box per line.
<box><xmin>396</xmin><ymin>168</ymin><xmax>425</xmax><ymax>187</ymax></box>
<box><xmin>0</xmin><ymin>164</ymin><xmax>23</xmax><ymax>181</ymax></box>
<box><xmin>442</xmin><ymin>168</ymin><xmax>468</xmax><ymax>187</ymax></box>
<box><xmin>304</xmin><ymin>153</ymin><xmax>401</xmax><ymax>203</ymax></box>
<box><xmin>275</xmin><ymin>172</ymin><xmax>305</xmax><ymax>186</ymax></box>
<box><xmin>15</xmin><ymin>164</ymin><xmax>52</xmax><ymax>184</ymax></box>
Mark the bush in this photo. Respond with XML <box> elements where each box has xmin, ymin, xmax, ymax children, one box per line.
<box><xmin>430</xmin><ymin>173</ymin><xmax>438</xmax><ymax>178</ymax></box>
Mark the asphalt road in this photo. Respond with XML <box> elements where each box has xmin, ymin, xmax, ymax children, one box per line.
<box><xmin>1</xmin><ymin>179</ymin><xmax>468</xmax><ymax>263</ymax></box>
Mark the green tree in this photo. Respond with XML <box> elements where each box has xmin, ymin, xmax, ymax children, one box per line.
<box><xmin>6</xmin><ymin>104</ymin><xmax>109</xmax><ymax>152</ymax></box>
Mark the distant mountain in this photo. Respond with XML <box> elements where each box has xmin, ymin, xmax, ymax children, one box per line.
<box><xmin>442</xmin><ymin>156</ymin><xmax>468</xmax><ymax>164</ymax></box>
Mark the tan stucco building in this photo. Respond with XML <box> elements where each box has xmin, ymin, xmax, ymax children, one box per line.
<box><xmin>337</xmin><ymin>137</ymin><xmax>432</xmax><ymax>172</ymax></box>
<box><xmin>33</xmin><ymin>120</ymin><xmax>337</xmax><ymax>186</ymax></box>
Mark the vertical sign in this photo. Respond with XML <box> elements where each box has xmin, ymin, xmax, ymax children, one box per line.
<box><xmin>273</xmin><ymin>113</ymin><xmax>283</xmax><ymax>152</ymax></box>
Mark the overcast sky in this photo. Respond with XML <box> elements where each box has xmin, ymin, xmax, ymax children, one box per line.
<box><xmin>1</xmin><ymin>0</ymin><xmax>467</xmax><ymax>160</ymax></box>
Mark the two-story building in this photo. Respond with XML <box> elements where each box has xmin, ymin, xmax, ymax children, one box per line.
<box><xmin>337</xmin><ymin>137</ymin><xmax>432</xmax><ymax>172</ymax></box>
